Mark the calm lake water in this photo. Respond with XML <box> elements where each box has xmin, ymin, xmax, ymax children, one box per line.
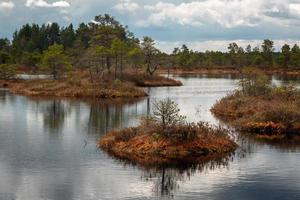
<box><xmin>1</xmin><ymin>75</ymin><xmax>300</xmax><ymax>200</ymax></box>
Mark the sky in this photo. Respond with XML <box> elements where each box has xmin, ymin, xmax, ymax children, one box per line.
<box><xmin>1</xmin><ymin>0</ymin><xmax>300</xmax><ymax>52</ymax></box>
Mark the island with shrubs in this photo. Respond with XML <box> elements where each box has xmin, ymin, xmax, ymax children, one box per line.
<box><xmin>99</xmin><ymin>99</ymin><xmax>237</xmax><ymax>166</ymax></box>
<box><xmin>212</xmin><ymin>68</ymin><xmax>300</xmax><ymax>140</ymax></box>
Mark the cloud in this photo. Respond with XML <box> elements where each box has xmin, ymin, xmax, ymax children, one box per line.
<box><xmin>26</xmin><ymin>0</ymin><xmax>71</xmax><ymax>8</ymax></box>
<box><xmin>0</xmin><ymin>1</ymin><xmax>15</xmax><ymax>10</ymax></box>
<box><xmin>113</xmin><ymin>0</ymin><xmax>140</xmax><ymax>12</ymax></box>
<box><xmin>135</xmin><ymin>0</ymin><xmax>300</xmax><ymax>28</ymax></box>
<box><xmin>137</xmin><ymin>0</ymin><xmax>262</xmax><ymax>28</ymax></box>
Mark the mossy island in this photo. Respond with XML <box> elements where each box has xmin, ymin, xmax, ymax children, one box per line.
<box><xmin>99</xmin><ymin>99</ymin><xmax>237</xmax><ymax>167</ymax></box>
<box><xmin>212</xmin><ymin>67</ymin><xmax>300</xmax><ymax>140</ymax></box>
<box><xmin>1</xmin><ymin>70</ymin><xmax>181</xmax><ymax>99</ymax></box>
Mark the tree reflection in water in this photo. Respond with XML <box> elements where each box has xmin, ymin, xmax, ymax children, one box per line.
<box><xmin>86</xmin><ymin>98</ymin><xmax>144</xmax><ymax>136</ymax></box>
<box><xmin>141</xmin><ymin>156</ymin><xmax>233</xmax><ymax>198</ymax></box>
<box><xmin>0</xmin><ymin>90</ymin><xmax>16</xmax><ymax>104</ymax></box>
<box><xmin>110</xmin><ymin>152</ymin><xmax>235</xmax><ymax>198</ymax></box>
<box><xmin>41</xmin><ymin>100</ymin><xmax>71</xmax><ymax>133</ymax></box>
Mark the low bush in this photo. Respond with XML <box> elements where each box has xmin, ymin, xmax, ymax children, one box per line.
<box><xmin>0</xmin><ymin>64</ymin><xmax>17</xmax><ymax>80</ymax></box>
<box><xmin>238</xmin><ymin>67</ymin><xmax>271</xmax><ymax>96</ymax></box>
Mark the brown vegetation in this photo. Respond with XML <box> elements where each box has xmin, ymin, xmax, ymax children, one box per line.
<box><xmin>159</xmin><ymin>68</ymin><xmax>300</xmax><ymax>76</ymax></box>
<box><xmin>99</xmin><ymin>99</ymin><xmax>237</xmax><ymax>167</ymax></box>
<box><xmin>99</xmin><ymin>122</ymin><xmax>237</xmax><ymax>166</ymax></box>
<box><xmin>122</xmin><ymin>73</ymin><xmax>182</xmax><ymax>87</ymax></box>
<box><xmin>4</xmin><ymin>71</ymin><xmax>147</xmax><ymax>98</ymax></box>
<box><xmin>211</xmin><ymin>85</ymin><xmax>300</xmax><ymax>138</ymax></box>
<box><xmin>1</xmin><ymin>70</ymin><xmax>182</xmax><ymax>98</ymax></box>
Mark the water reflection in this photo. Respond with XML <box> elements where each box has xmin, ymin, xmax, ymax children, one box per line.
<box><xmin>238</xmin><ymin>132</ymin><xmax>300</xmax><ymax>152</ymax></box>
<box><xmin>107</xmin><ymin>150</ymin><xmax>236</xmax><ymax>199</ymax></box>
<box><xmin>41</xmin><ymin>100</ymin><xmax>70</xmax><ymax>133</ymax></box>
<box><xmin>142</xmin><ymin>154</ymin><xmax>234</xmax><ymax>198</ymax></box>
<box><xmin>0</xmin><ymin>89</ymin><xmax>15</xmax><ymax>104</ymax></box>
<box><xmin>86</xmin><ymin>99</ymin><xmax>143</xmax><ymax>135</ymax></box>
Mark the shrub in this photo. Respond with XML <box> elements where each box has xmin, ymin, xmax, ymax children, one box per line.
<box><xmin>0</xmin><ymin>64</ymin><xmax>17</xmax><ymax>80</ymax></box>
<box><xmin>239</xmin><ymin>67</ymin><xmax>271</xmax><ymax>95</ymax></box>
<box><xmin>263</xmin><ymin>104</ymin><xmax>300</xmax><ymax>129</ymax></box>
<box><xmin>163</xmin><ymin>123</ymin><xmax>198</xmax><ymax>142</ymax></box>
<box><xmin>270</xmin><ymin>84</ymin><xmax>300</xmax><ymax>100</ymax></box>
<box><xmin>113</xmin><ymin>127</ymin><xmax>138</xmax><ymax>142</ymax></box>
<box><xmin>67</xmin><ymin>76</ymin><xmax>82</xmax><ymax>86</ymax></box>
<box><xmin>139</xmin><ymin>100</ymin><xmax>232</xmax><ymax>143</ymax></box>
<box><xmin>152</xmin><ymin>99</ymin><xmax>186</xmax><ymax>132</ymax></box>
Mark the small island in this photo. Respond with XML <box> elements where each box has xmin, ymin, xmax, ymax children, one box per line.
<box><xmin>212</xmin><ymin>68</ymin><xmax>300</xmax><ymax>140</ymax></box>
<box><xmin>1</xmin><ymin>70</ymin><xmax>181</xmax><ymax>99</ymax></box>
<box><xmin>99</xmin><ymin>99</ymin><xmax>237</xmax><ymax>166</ymax></box>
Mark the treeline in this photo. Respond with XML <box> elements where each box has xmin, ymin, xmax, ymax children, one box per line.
<box><xmin>0</xmin><ymin>14</ymin><xmax>165</xmax><ymax>79</ymax></box>
<box><xmin>1</xmin><ymin>14</ymin><xmax>300</xmax><ymax>79</ymax></box>
<box><xmin>171</xmin><ymin>40</ymin><xmax>300</xmax><ymax>69</ymax></box>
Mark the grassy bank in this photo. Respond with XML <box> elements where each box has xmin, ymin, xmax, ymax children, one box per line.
<box><xmin>212</xmin><ymin>85</ymin><xmax>300</xmax><ymax>138</ymax></box>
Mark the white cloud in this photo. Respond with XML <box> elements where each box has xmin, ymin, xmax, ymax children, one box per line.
<box><xmin>138</xmin><ymin>0</ymin><xmax>262</xmax><ymax>28</ymax></box>
<box><xmin>113</xmin><ymin>0</ymin><xmax>139</xmax><ymax>12</ymax></box>
<box><xmin>26</xmin><ymin>0</ymin><xmax>71</xmax><ymax>8</ymax></box>
<box><xmin>0</xmin><ymin>1</ymin><xmax>15</xmax><ymax>10</ymax></box>
<box><xmin>156</xmin><ymin>39</ymin><xmax>300</xmax><ymax>53</ymax></box>
<box><xmin>135</xmin><ymin>0</ymin><xmax>300</xmax><ymax>28</ymax></box>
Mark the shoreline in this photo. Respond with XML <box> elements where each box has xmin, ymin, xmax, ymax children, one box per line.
<box><xmin>159</xmin><ymin>68</ymin><xmax>300</xmax><ymax>76</ymax></box>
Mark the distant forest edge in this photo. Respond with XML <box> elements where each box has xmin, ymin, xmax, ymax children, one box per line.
<box><xmin>1</xmin><ymin>14</ymin><xmax>300</xmax><ymax>77</ymax></box>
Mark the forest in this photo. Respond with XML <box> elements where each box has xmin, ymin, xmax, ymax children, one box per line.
<box><xmin>1</xmin><ymin>14</ymin><xmax>300</xmax><ymax>80</ymax></box>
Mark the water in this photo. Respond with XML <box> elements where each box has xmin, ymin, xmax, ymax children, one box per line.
<box><xmin>0</xmin><ymin>75</ymin><xmax>300</xmax><ymax>200</ymax></box>
<box><xmin>16</xmin><ymin>74</ymin><xmax>52</xmax><ymax>80</ymax></box>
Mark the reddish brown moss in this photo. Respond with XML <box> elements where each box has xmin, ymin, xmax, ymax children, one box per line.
<box><xmin>99</xmin><ymin>123</ymin><xmax>237</xmax><ymax>166</ymax></box>
<box><xmin>2</xmin><ymin>70</ymin><xmax>149</xmax><ymax>98</ymax></box>
<box><xmin>9</xmin><ymin>79</ymin><xmax>147</xmax><ymax>98</ymax></box>
<box><xmin>2</xmin><ymin>70</ymin><xmax>183</xmax><ymax>98</ymax></box>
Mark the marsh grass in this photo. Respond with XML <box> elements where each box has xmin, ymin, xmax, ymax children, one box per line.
<box><xmin>212</xmin><ymin>83</ymin><xmax>300</xmax><ymax>137</ymax></box>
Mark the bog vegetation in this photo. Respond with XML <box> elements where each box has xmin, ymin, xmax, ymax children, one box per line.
<box><xmin>99</xmin><ymin>99</ymin><xmax>237</xmax><ymax>166</ymax></box>
<box><xmin>212</xmin><ymin>67</ymin><xmax>300</xmax><ymax>139</ymax></box>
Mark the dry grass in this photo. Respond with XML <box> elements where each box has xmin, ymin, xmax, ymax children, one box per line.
<box><xmin>3</xmin><ymin>70</ymin><xmax>183</xmax><ymax>98</ymax></box>
<box><xmin>99</xmin><ymin>121</ymin><xmax>237</xmax><ymax>166</ymax></box>
<box><xmin>5</xmin><ymin>70</ymin><xmax>148</xmax><ymax>99</ymax></box>
<box><xmin>121</xmin><ymin>73</ymin><xmax>183</xmax><ymax>87</ymax></box>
